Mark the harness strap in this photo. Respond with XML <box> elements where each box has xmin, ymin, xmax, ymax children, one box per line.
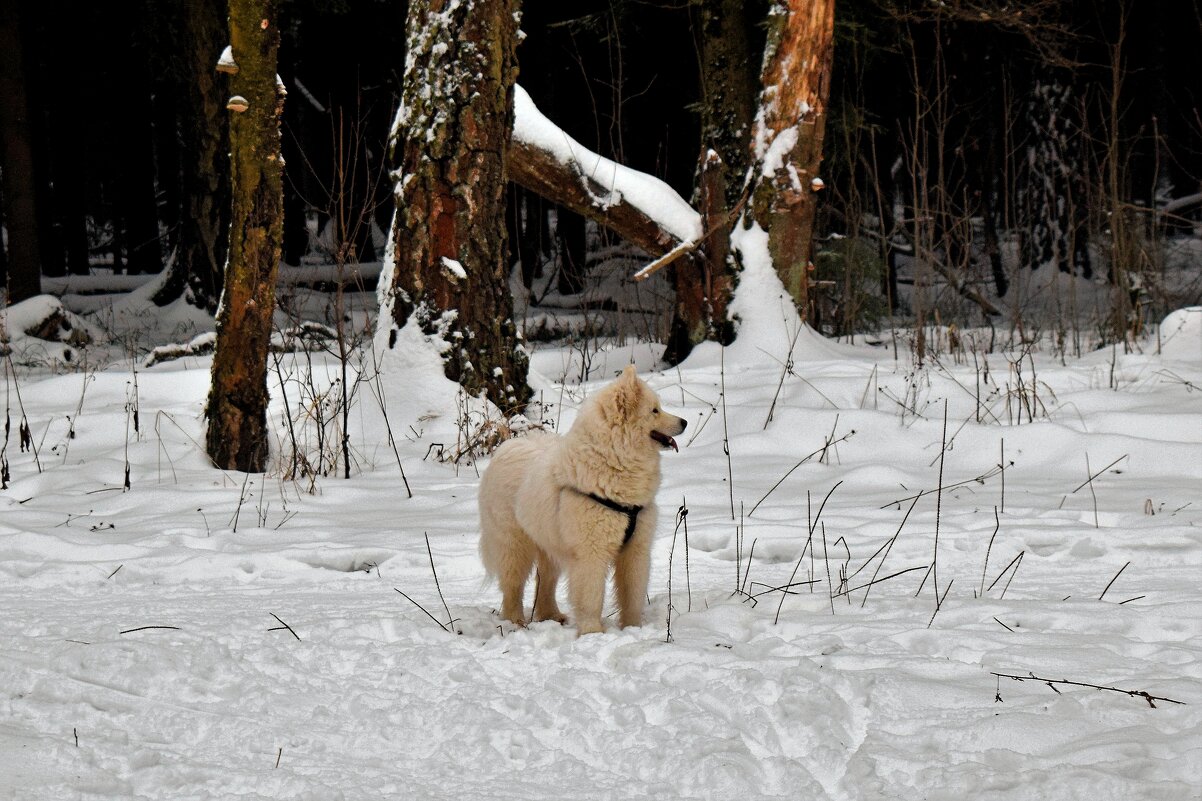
<box><xmin>570</xmin><ymin>488</ymin><xmax>643</xmax><ymax>547</ymax></box>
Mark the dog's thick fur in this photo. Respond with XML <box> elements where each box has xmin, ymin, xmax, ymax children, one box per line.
<box><xmin>479</xmin><ymin>365</ymin><xmax>687</xmax><ymax>635</ymax></box>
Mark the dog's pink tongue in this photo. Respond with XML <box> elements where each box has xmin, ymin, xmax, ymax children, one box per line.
<box><xmin>651</xmin><ymin>431</ymin><xmax>679</xmax><ymax>451</ymax></box>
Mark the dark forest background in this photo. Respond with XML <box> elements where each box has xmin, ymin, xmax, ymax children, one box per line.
<box><xmin>3</xmin><ymin>0</ymin><xmax>1201</xmax><ymax>340</ymax></box>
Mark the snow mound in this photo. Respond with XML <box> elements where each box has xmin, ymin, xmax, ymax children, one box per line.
<box><xmin>1</xmin><ymin>294</ymin><xmax>97</xmax><ymax>366</ymax></box>
<box><xmin>1159</xmin><ymin>306</ymin><xmax>1202</xmax><ymax>360</ymax></box>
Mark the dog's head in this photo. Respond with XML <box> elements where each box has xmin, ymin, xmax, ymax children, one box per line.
<box><xmin>595</xmin><ymin>365</ymin><xmax>687</xmax><ymax>453</ymax></box>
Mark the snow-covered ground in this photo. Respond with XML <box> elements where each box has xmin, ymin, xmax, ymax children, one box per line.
<box><xmin>1</xmin><ymin>272</ymin><xmax>1200</xmax><ymax>798</ymax></box>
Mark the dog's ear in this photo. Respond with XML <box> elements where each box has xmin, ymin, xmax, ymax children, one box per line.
<box><xmin>613</xmin><ymin>365</ymin><xmax>643</xmax><ymax>420</ymax></box>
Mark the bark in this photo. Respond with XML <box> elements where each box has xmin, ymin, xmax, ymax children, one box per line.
<box><xmin>205</xmin><ymin>0</ymin><xmax>285</xmax><ymax>472</ymax></box>
<box><xmin>153</xmin><ymin>0</ymin><xmax>230</xmax><ymax>310</ymax></box>
<box><xmin>0</xmin><ymin>0</ymin><xmax>43</xmax><ymax>303</ymax></box>
<box><xmin>381</xmin><ymin>0</ymin><xmax>528</xmax><ymax>410</ymax></box>
<box><xmin>698</xmin><ymin>0</ymin><xmax>759</xmax><ymax>212</ymax></box>
<box><xmin>748</xmin><ymin>0</ymin><xmax>837</xmax><ymax>318</ymax></box>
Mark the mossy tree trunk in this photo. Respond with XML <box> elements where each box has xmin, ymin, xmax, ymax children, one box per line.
<box><xmin>205</xmin><ymin>0</ymin><xmax>285</xmax><ymax>472</ymax></box>
<box><xmin>748</xmin><ymin>0</ymin><xmax>837</xmax><ymax>320</ymax></box>
<box><xmin>380</xmin><ymin>0</ymin><xmax>528</xmax><ymax>410</ymax></box>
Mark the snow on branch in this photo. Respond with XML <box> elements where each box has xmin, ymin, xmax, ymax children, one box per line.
<box><xmin>510</xmin><ymin>85</ymin><xmax>702</xmax><ymax>257</ymax></box>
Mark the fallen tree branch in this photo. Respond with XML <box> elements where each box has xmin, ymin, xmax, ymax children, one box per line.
<box><xmin>992</xmin><ymin>671</ymin><xmax>1186</xmax><ymax>708</ymax></box>
<box><xmin>509</xmin><ymin>85</ymin><xmax>700</xmax><ymax>263</ymax></box>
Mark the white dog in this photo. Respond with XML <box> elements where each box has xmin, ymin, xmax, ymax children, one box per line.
<box><xmin>479</xmin><ymin>365</ymin><xmax>687</xmax><ymax>635</ymax></box>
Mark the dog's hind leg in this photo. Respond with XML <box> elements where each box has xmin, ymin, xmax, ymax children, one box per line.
<box><xmin>531</xmin><ymin>550</ymin><xmax>566</xmax><ymax>623</ymax></box>
<box><xmin>493</xmin><ymin>528</ymin><xmax>536</xmax><ymax>625</ymax></box>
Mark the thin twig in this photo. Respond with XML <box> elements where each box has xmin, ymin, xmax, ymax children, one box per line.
<box><xmin>837</xmin><ymin>564</ymin><xmax>930</xmax><ymax>599</ymax></box>
<box><xmin>1098</xmin><ymin>561</ymin><xmax>1131</xmax><ymax>602</ymax></box>
<box><xmin>1085</xmin><ymin>453</ymin><xmax>1099</xmax><ymax>528</ymax></box>
<box><xmin>394</xmin><ymin>588</ymin><xmax>450</xmax><ymax>632</ymax></box>
<box><xmin>119</xmin><ymin>626</ymin><xmax>181</xmax><ymax>635</ymax></box>
<box><xmin>986</xmin><ymin>550</ymin><xmax>1025</xmax><ymax>599</ymax></box>
<box><xmin>424</xmin><ymin>533</ymin><xmax>454</xmax><ymax>630</ymax></box>
<box><xmin>1070</xmin><ymin>454</ymin><xmax>1127</xmax><ymax>494</ymax></box>
<box><xmin>979</xmin><ymin>506</ymin><xmax>1000</xmax><ymax>598</ymax></box>
<box><xmin>631</xmin><ymin>184</ymin><xmax>750</xmax><ymax>282</ymax></box>
<box><xmin>879</xmin><ymin>463</ymin><xmax>1005</xmax><ymax>509</ymax></box>
<box><xmin>991</xmin><ymin>671</ymin><xmax>1186</xmax><ymax>708</ymax></box>
<box><xmin>749</xmin><ymin>578</ymin><xmax>822</xmax><ymax>600</ymax></box>
<box><xmin>267</xmin><ymin>613</ymin><xmax>302</xmax><ymax>641</ymax></box>
<box><xmin>720</xmin><ymin>346</ymin><xmax>734</xmax><ymax>521</ymax></box>
<box><xmin>861</xmin><ymin>494</ymin><xmax>921</xmax><ymax>608</ymax></box>
<box><xmin>927</xmin><ymin>579</ymin><xmax>953</xmax><ymax>628</ymax></box>
<box><xmin>774</xmin><ymin>483</ymin><xmax>841</xmax><ymax>623</ymax></box>
<box><xmin>750</xmin><ymin>434</ymin><xmax>854</xmax><ymax>517</ymax></box>
<box><xmin>932</xmin><ymin>400</ymin><xmax>948</xmax><ymax>606</ymax></box>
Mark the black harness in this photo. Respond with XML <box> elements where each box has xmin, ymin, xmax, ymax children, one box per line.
<box><xmin>572</xmin><ymin>489</ymin><xmax>643</xmax><ymax>547</ymax></box>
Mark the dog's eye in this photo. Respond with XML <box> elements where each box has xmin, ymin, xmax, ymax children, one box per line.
<box><xmin>653</xmin><ymin>408</ymin><xmax>659</xmax><ymax>414</ymax></box>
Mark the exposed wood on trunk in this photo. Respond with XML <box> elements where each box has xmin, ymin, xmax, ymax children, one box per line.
<box><xmin>749</xmin><ymin>0</ymin><xmax>837</xmax><ymax>319</ymax></box>
<box><xmin>205</xmin><ymin>0</ymin><xmax>285</xmax><ymax>473</ymax></box>
<box><xmin>381</xmin><ymin>0</ymin><xmax>528</xmax><ymax>410</ymax></box>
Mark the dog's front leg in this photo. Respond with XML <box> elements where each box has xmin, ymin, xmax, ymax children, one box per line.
<box><xmin>614</xmin><ymin>535</ymin><xmax>651</xmax><ymax>628</ymax></box>
<box><xmin>568</xmin><ymin>558</ymin><xmax>608</xmax><ymax>635</ymax></box>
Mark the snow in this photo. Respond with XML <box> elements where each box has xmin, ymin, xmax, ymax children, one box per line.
<box><xmin>440</xmin><ymin>256</ymin><xmax>467</xmax><ymax>281</ymax></box>
<box><xmin>758</xmin><ymin>124</ymin><xmax>798</xmax><ymax>178</ymax></box>
<box><xmin>513</xmin><ymin>85</ymin><xmax>703</xmax><ymax>244</ymax></box>
<box><xmin>0</xmin><ymin>295</ymin><xmax>98</xmax><ymax>366</ymax></box>
<box><xmin>216</xmin><ymin>45</ymin><xmax>236</xmax><ymax>72</ymax></box>
<box><xmin>2</xmin><ymin>281</ymin><xmax>1201</xmax><ymax>797</ymax></box>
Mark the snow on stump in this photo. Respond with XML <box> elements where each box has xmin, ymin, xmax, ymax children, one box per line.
<box><xmin>1</xmin><ymin>295</ymin><xmax>95</xmax><ymax>364</ymax></box>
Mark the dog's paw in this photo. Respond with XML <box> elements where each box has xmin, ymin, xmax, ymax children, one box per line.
<box><xmin>497</xmin><ymin>611</ymin><xmax>528</xmax><ymax>628</ymax></box>
<box><xmin>533</xmin><ymin>612</ymin><xmax>567</xmax><ymax>624</ymax></box>
<box><xmin>575</xmin><ymin>621</ymin><xmax>605</xmax><ymax>636</ymax></box>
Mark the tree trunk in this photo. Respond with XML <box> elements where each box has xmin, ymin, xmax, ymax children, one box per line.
<box><xmin>205</xmin><ymin>0</ymin><xmax>285</xmax><ymax>472</ymax></box>
<box><xmin>153</xmin><ymin>0</ymin><xmax>231</xmax><ymax>310</ymax></box>
<box><xmin>699</xmin><ymin>0</ymin><xmax>759</xmax><ymax>212</ymax></box>
<box><xmin>380</xmin><ymin>0</ymin><xmax>528</xmax><ymax>410</ymax></box>
<box><xmin>748</xmin><ymin>0</ymin><xmax>837</xmax><ymax>318</ymax></box>
<box><xmin>0</xmin><ymin>0</ymin><xmax>43</xmax><ymax>303</ymax></box>
<box><xmin>662</xmin><ymin>0</ymin><xmax>758</xmax><ymax>361</ymax></box>
<box><xmin>665</xmin><ymin>150</ymin><xmax>735</xmax><ymax>363</ymax></box>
